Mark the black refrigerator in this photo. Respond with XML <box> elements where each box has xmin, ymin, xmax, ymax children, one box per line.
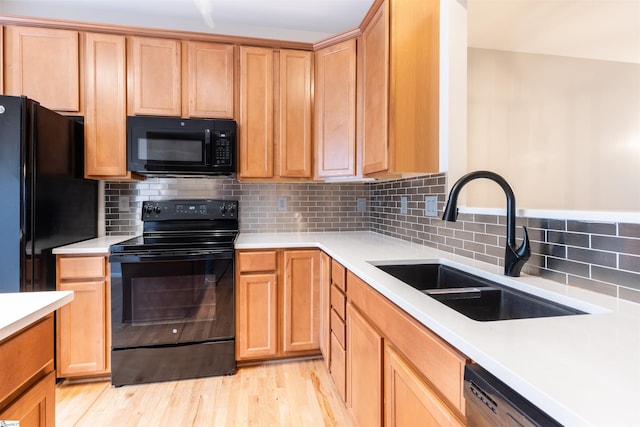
<box><xmin>0</xmin><ymin>95</ymin><xmax>98</xmax><ymax>293</ymax></box>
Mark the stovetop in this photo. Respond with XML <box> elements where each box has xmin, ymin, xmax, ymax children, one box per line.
<box><xmin>110</xmin><ymin>199</ymin><xmax>239</xmax><ymax>254</ymax></box>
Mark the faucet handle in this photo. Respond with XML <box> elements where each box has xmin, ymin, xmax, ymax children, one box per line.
<box><xmin>505</xmin><ymin>226</ymin><xmax>531</xmax><ymax>277</ymax></box>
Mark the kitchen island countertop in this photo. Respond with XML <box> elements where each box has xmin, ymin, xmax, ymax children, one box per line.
<box><xmin>236</xmin><ymin>231</ymin><xmax>640</xmax><ymax>427</ymax></box>
<box><xmin>0</xmin><ymin>291</ymin><xmax>73</xmax><ymax>341</ymax></box>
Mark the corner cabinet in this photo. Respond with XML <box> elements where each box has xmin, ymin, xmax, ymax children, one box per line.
<box><xmin>236</xmin><ymin>249</ymin><xmax>320</xmax><ymax>361</ymax></box>
<box><xmin>314</xmin><ymin>39</ymin><xmax>357</xmax><ymax>179</ymax></box>
<box><xmin>4</xmin><ymin>26</ymin><xmax>80</xmax><ymax>112</ymax></box>
<box><xmin>361</xmin><ymin>0</ymin><xmax>440</xmax><ymax>177</ymax></box>
<box><xmin>56</xmin><ymin>254</ymin><xmax>111</xmax><ymax>379</ymax></box>
<box><xmin>238</xmin><ymin>46</ymin><xmax>313</xmax><ymax>181</ymax></box>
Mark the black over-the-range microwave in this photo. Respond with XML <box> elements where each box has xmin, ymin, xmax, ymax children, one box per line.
<box><xmin>127</xmin><ymin>116</ymin><xmax>237</xmax><ymax>176</ymax></box>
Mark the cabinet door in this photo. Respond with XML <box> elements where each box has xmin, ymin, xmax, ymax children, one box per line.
<box><xmin>0</xmin><ymin>371</ymin><xmax>55</xmax><ymax>427</ymax></box>
<box><xmin>281</xmin><ymin>250</ymin><xmax>320</xmax><ymax>353</ymax></box>
<box><xmin>384</xmin><ymin>343</ymin><xmax>464</xmax><ymax>427</ymax></box>
<box><xmin>315</xmin><ymin>39</ymin><xmax>357</xmax><ymax>178</ymax></box>
<box><xmin>239</xmin><ymin>46</ymin><xmax>274</xmax><ymax>178</ymax></box>
<box><xmin>57</xmin><ymin>280</ymin><xmax>108</xmax><ymax>377</ymax></box>
<box><xmin>277</xmin><ymin>50</ymin><xmax>313</xmax><ymax>178</ymax></box>
<box><xmin>389</xmin><ymin>0</ymin><xmax>440</xmax><ymax>173</ymax></box>
<box><xmin>186</xmin><ymin>41</ymin><xmax>234</xmax><ymax>118</ymax></box>
<box><xmin>361</xmin><ymin>1</ymin><xmax>389</xmax><ymax>176</ymax></box>
<box><xmin>236</xmin><ymin>273</ymin><xmax>278</xmax><ymax>359</ymax></box>
<box><xmin>4</xmin><ymin>26</ymin><xmax>80</xmax><ymax>112</ymax></box>
<box><xmin>129</xmin><ymin>37</ymin><xmax>181</xmax><ymax>116</ymax></box>
<box><xmin>347</xmin><ymin>303</ymin><xmax>383</xmax><ymax>427</ymax></box>
<box><xmin>84</xmin><ymin>32</ymin><xmax>129</xmax><ymax>178</ymax></box>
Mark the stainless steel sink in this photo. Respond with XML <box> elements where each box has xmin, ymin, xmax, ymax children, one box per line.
<box><xmin>374</xmin><ymin>263</ymin><xmax>586</xmax><ymax>321</ymax></box>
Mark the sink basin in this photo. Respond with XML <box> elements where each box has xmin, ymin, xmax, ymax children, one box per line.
<box><xmin>374</xmin><ymin>263</ymin><xmax>586</xmax><ymax>321</ymax></box>
<box><xmin>375</xmin><ymin>263</ymin><xmax>494</xmax><ymax>291</ymax></box>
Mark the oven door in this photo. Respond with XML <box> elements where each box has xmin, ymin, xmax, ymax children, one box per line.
<box><xmin>110</xmin><ymin>250</ymin><xmax>234</xmax><ymax>350</ymax></box>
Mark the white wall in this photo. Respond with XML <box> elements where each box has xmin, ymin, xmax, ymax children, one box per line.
<box><xmin>465</xmin><ymin>48</ymin><xmax>640</xmax><ymax>212</ymax></box>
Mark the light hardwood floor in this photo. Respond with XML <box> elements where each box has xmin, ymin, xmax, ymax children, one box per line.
<box><xmin>56</xmin><ymin>359</ymin><xmax>355</xmax><ymax>426</ymax></box>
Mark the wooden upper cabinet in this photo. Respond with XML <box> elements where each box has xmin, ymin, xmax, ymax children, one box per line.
<box><xmin>4</xmin><ymin>26</ymin><xmax>80</xmax><ymax>112</ymax></box>
<box><xmin>239</xmin><ymin>46</ymin><xmax>274</xmax><ymax>178</ymax></box>
<box><xmin>315</xmin><ymin>39</ymin><xmax>357</xmax><ymax>179</ymax></box>
<box><xmin>389</xmin><ymin>0</ymin><xmax>440</xmax><ymax>174</ymax></box>
<box><xmin>239</xmin><ymin>46</ymin><xmax>313</xmax><ymax>181</ymax></box>
<box><xmin>84</xmin><ymin>32</ymin><xmax>130</xmax><ymax>179</ymax></box>
<box><xmin>362</xmin><ymin>2</ymin><xmax>389</xmax><ymax>176</ymax></box>
<box><xmin>128</xmin><ymin>36</ymin><xmax>182</xmax><ymax>116</ymax></box>
<box><xmin>362</xmin><ymin>0</ymin><xmax>440</xmax><ymax>177</ymax></box>
<box><xmin>277</xmin><ymin>49</ymin><xmax>313</xmax><ymax>178</ymax></box>
<box><xmin>185</xmin><ymin>41</ymin><xmax>234</xmax><ymax>118</ymax></box>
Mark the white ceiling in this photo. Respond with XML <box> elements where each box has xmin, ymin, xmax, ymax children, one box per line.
<box><xmin>0</xmin><ymin>0</ymin><xmax>375</xmax><ymax>43</ymax></box>
<box><xmin>1</xmin><ymin>0</ymin><xmax>638</xmax><ymax>62</ymax></box>
<box><xmin>468</xmin><ymin>0</ymin><xmax>640</xmax><ymax>64</ymax></box>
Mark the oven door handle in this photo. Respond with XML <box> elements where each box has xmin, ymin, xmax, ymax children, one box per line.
<box><xmin>109</xmin><ymin>251</ymin><xmax>233</xmax><ymax>263</ymax></box>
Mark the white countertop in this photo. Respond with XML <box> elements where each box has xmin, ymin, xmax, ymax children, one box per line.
<box><xmin>236</xmin><ymin>231</ymin><xmax>640</xmax><ymax>427</ymax></box>
<box><xmin>0</xmin><ymin>291</ymin><xmax>74</xmax><ymax>341</ymax></box>
<box><xmin>52</xmin><ymin>235</ymin><xmax>135</xmax><ymax>255</ymax></box>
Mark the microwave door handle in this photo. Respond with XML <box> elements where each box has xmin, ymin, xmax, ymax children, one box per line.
<box><xmin>205</xmin><ymin>129</ymin><xmax>212</xmax><ymax>166</ymax></box>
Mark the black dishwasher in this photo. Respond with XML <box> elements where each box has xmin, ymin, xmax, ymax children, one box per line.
<box><xmin>464</xmin><ymin>364</ymin><xmax>562</xmax><ymax>427</ymax></box>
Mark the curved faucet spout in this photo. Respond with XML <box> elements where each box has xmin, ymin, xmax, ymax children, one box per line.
<box><xmin>442</xmin><ymin>171</ymin><xmax>531</xmax><ymax>277</ymax></box>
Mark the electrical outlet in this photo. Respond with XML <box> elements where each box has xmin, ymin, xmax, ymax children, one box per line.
<box><xmin>277</xmin><ymin>196</ymin><xmax>287</xmax><ymax>211</ymax></box>
<box><xmin>357</xmin><ymin>198</ymin><xmax>366</xmax><ymax>212</ymax></box>
<box><xmin>400</xmin><ymin>196</ymin><xmax>408</xmax><ymax>214</ymax></box>
<box><xmin>118</xmin><ymin>196</ymin><xmax>129</xmax><ymax>212</ymax></box>
<box><xmin>425</xmin><ymin>195</ymin><xmax>438</xmax><ymax>217</ymax></box>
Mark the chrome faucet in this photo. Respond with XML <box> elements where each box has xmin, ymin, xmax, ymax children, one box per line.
<box><xmin>442</xmin><ymin>171</ymin><xmax>531</xmax><ymax>277</ymax></box>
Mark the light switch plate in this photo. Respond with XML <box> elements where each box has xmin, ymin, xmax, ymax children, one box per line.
<box><xmin>118</xmin><ymin>196</ymin><xmax>129</xmax><ymax>212</ymax></box>
<box><xmin>277</xmin><ymin>196</ymin><xmax>287</xmax><ymax>211</ymax></box>
<box><xmin>425</xmin><ymin>195</ymin><xmax>438</xmax><ymax>217</ymax></box>
<box><xmin>400</xmin><ymin>196</ymin><xmax>408</xmax><ymax>214</ymax></box>
<box><xmin>357</xmin><ymin>198</ymin><xmax>366</xmax><ymax>212</ymax></box>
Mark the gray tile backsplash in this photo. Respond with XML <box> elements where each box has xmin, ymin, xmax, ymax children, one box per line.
<box><xmin>105</xmin><ymin>177</ymin><xmax>369</xmax><ymax>235</ymax></box>
<box><xmin>105</xmin><ymin>173</ymin><xmax>640</xmax><ymax>304</ymax></box>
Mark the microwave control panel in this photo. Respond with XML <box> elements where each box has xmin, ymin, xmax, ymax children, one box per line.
<box><xmin>213</xmin><ymin>131</ymin><xmax>232</xmax><ymax>166</ymax></box>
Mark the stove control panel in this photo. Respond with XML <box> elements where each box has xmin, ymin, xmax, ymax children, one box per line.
<box><xmin>142</xmin><ymin>199</ymin><xmax>238</xmax><ymax>220</ymax></box>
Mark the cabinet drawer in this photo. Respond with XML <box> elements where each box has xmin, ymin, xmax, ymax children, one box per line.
<box><xmin>330</xmin><ymin>283</ymin><xmax>346</xmax><ymax>320</ymax></box>
<box><xmin>237</xmin><ymin>250</ymin><xmax>278</xmax><ymax>272</ymax></box>
<box><xmin>58</xmin><ymin>256</ymin><xmax>105</xmax><ymax>279</ymax></box>
<box><xmin>330</xmin><ymin>309</ymin><xmax>346</xmax><ymax>348</ymax></box>
<box><xmin>329</xmin><ymin>332</ymin><xmax>346</xmax><ymax>401</ymax></box>
<box><xmin>331</xmin><ymin>259</ymin><xmax>346</xmax><ymax>291</ymax></box>
<box><xmin>0</xmin><ymin>315</ymin><xmax>54</xmax><ymax>405</ymax></box>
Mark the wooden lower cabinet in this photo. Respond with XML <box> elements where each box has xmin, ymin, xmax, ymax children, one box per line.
<box><xmin>236</xmin><ymin>249</ymin><xmax>321</xmax><ymax>361</ymax></box>
<box><xmin>0</xmin><ymin>315</ymin><xmax>55</xmax><ymax>427</ymax></box>
<box><xmin>0</xmin><ymin>371</ymin><xmax>55</xmax><ymax>427</ymax></box>
<box><xmin>236</xmin><ymin>272</ymin><xmax>279</xmax><ymax>359</ymax></box>
<box><xmin>344</xmin><ymin>270</ymin><xmax>468</xmax><ymax>427</ymax></box>
<box><xmin>346</xmin><ymin>303</ymin><xmax>383</xmax><ymax>427</ymax></box>
<box><xmin>384</xmin><ymin>344</ymin><xmax>464</xmax><ymax>427</ymax></box>
<box><xmin>56</xmin><ymin>255</ymin><xmax>110</xmax><ymax>378</ymax></box>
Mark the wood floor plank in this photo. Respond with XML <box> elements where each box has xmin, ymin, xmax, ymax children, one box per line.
<box><xmin>56</xmin><ymin>359</ymin><xmax>355</xmax><ymax>426</ymax></box>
